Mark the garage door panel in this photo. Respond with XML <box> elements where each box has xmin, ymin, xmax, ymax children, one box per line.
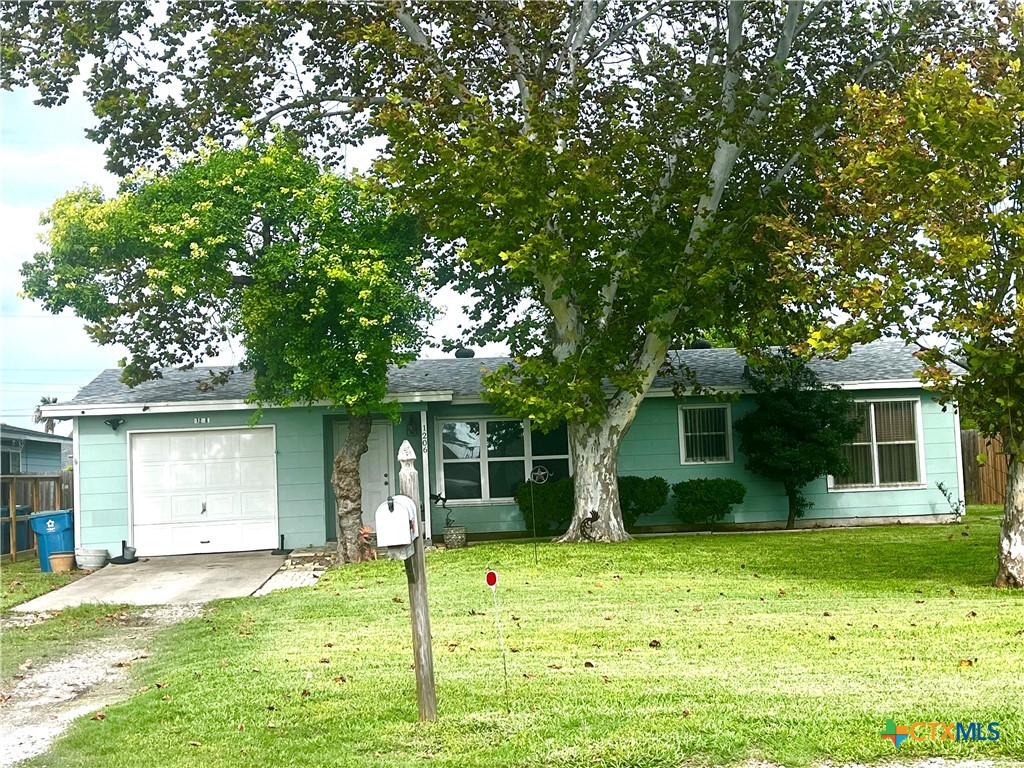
<box><xmin>205</xmin><ymin>461</ymin><xmax>241</xmax><ymax>488</ymax></box>
<box><xmin>167</xmin><ymin>433</ymin><xmax>204</xmax><ymax>461</ymax></box>
<box><xmin>240</xmin><ymin>491</ymin><xmax>274</xmax><ymax>518</ymax></box>
<box><xmin>239</xmin><ymin>430</ymin><xmax>275</xmax><ymax>457</ymax></box>
<box><xmin>134</xmin><ymin>435</ymin><xmax>169</xmax><ymax>460</ymax></box>
<box><xmin>134</xmin><ymin>496</ymin><xmax>172</xmax><ymax>526</ymax></box>
<box><xmin>205</xmin><ymin>492</ymin><xmax>239</xmax><ymax>520</ymax></box>
<box><xmin>205</xmin><ymin>432</ymin><xmax>240</xmax><ymax>459</ymax></box>
<box><xmin>171</xmin><ymin>462</ymin><xmax>204</xmax><ymax>489</ymax></box>
<box><xmin>170</xmin><ymin>494</ymin><xmax>205</xmax><ymax>522</ymax></box>
<box><xmin>135</xmin><ymin>464</ymin><xmax>168</xmax><ymax>490</ymax></box>
<box><xmin>240</xmin><ymin>457</ymin><xmax>275</xmax><ymax>487</ymax></box>
<box><xmin>130</xmin><ymin>428</ymin><xmax>278</xmax><ymax>556</ymax></box>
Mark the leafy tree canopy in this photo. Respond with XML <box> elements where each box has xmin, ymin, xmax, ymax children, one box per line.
<box><xmin>3</xmin><ymin>1</ymin><xmax>981</xmax><ymax>541</ymax></box>
<box><xmin>21</xmin><ymin>134</ymin><xmax>433</xmax><ymax>415</ymax></box>
<box><xmin>768</xmin><ymin>3</ymin><xmax>1024</xmax><ymax>584</ymax></box>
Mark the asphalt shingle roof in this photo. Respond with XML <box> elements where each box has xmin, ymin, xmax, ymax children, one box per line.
<box><xmin>0</xmin><ymin>423</ymin><xmax>72</xmax><ymax>442</ymax></box>
<box><xmin>61</xmin><ymin>340</ymin><xmax>922</xmax><ymax>409</ymax></box>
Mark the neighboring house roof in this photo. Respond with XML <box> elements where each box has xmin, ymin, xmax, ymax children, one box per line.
<box><xmin>42</xmin><ymin>340</ymin><xmax>926</xmax><ymax>418</ymax></box>
<box><xmin>0</xmin><ymin>423</ymin><xmax>72</xmax><ymax>445</ymax></box>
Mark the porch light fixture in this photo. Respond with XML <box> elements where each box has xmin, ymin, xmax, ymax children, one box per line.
<box><xmin>104</xmin><ymin>418</ymin><xmax>126</xmax><ymax>432</ymax></box>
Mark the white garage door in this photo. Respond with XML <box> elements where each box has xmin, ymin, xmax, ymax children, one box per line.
<box><xmin>130</xmin><ymin>427</ymin><xmax>278</xmax><ymax>556</ymax></box>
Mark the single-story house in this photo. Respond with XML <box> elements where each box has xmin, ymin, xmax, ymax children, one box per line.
<box><xmin>1</xmin><ymin>423</ymin><xmax>71</xmax><ymax>476</ymax></box>
<box><xmin>42</xmin><ymin>341</ymin><xmax>965</xmax><ymax>558</ymax></box>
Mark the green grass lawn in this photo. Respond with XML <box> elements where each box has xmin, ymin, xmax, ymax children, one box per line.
<box><xmin>1</xmin><ymin>556</ymin><xmax>86</xmax><ymax>611</ymax></box>
<box><xmin>1</xmin><ymin>557</ymin><xmax>131</xmax><ymax>682</ymax></box>
<box><xmin>20</xmin><ymin>509</ymin><xmax>1024</xmax><ymax>767</ymax></box>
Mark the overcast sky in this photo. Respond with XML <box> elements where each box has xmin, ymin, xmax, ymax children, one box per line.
<box><xmin>0</xmin><ymin>84</ymin><xmax>506</xmax><ymax>435</ymax></box>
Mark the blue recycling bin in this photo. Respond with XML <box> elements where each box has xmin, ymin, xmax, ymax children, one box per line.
<box><xmin>0</xmin><ymin>506</ymin><xmax>32</xmax><ymax>556</ymax></box>
<box><xmin>29</xmin><ymin>510</ymin><xmax>74</xmax><ymax>572</ymax></box>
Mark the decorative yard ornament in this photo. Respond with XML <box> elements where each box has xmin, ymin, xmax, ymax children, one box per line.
<box><xmin>528</xmin><ymin>465</ymin><xmax>549</xmax><ymax>564</ymax></box>
<box><xmin>485</xmin><ymin>568</ymin><xmax>509</xmax><ymax>713</ymax></box>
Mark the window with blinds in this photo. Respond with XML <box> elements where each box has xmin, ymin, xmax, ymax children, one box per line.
<box><xmin>678</xmin><ymin>405</ymin><xmax>732</xmax><ymax>464</ymax></box>
<box><xmin>833</xmin><ymin>400</ymin><xmax>922</xmax><ymax>489</ymax></box>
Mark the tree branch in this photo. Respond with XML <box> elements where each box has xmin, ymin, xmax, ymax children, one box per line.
<box><xmin>393</xmin><ymin>3</ymin><xmax>476</xmax><ymax>104</ymax></box>
<box><xmin>584</xmin><ymin>2</ymin><xmax>667</xmax><ymax>65</ymax></box>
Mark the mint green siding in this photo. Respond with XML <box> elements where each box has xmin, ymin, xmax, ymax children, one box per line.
<box><xmin>74</xmin><ymin>387</ymin><xmax>961</xmax><ymax>551</ymax></box>
<box><xmin>621</xmin><ymin>389</ymin><xmax>958</xmax><ymax>527</ymax></box>
<box><xmin>76</xmin><ymin>408</ymin><xmax>329</xmax><ymax>554</ymax></box>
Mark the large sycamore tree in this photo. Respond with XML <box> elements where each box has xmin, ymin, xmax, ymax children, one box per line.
<box><xmin>3</xmin><ymin>1</ymin><xmax>972</xmax><ymax>541</ymax></box>
<box><xmin>20</xmin><ymin>137</ymin><xmax>432</xmax><ymax>563</ymax></box>
<box><xmin>773</xmin><ymin>8</ymin><xmax>1024</xmax><ymax>586</ymax></box>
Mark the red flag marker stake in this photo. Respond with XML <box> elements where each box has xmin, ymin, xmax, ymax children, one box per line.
<box><xmin>486</xmin><ymin>570</ymin><xmax>509</xmax><ymax>713</ymax></box>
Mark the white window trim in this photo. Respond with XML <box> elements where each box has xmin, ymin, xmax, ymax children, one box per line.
<box><xmin>678</xmin><ymin>404</ymin><xmax>734</xmax><ymax>465</ymax></box>
<box><xmin>827</xmin><ymin>397</ymin><xmax>927</xmax><ymax>492</ymax></box>
<box><xmin>435</xmin><ymin>418</ymin><xmax>570</xmax><ymax>505</ymax></box>
<box><xmin>3</xmin><ymin>448</ymin><xmax>22</xmax><ymax>475</ymax></box>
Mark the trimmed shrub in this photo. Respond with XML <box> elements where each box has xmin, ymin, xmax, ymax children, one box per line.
<box><xmin>672</xmin><ymin>477</ymin><xmax>746</xmax><ymax>531</ymax></box>
<box><xmin>514</xmin><ymin>475</ymin><xmax>670</xmax><ymax>534</ymax></box>
<box><xmin>514</xmin><ymin>477</ymin><xmax>574</xmax><ymax>534</ymax></box>
<box><xmin>618</xmin><ymin>475</ymin><xmax>670</xmax><ymax>531</ymax></box>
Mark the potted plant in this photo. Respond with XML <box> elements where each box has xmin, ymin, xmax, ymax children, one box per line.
<box><xmin>438</xmin><ymin>500</ymin><xmax>467</xmax><ymax>550</ymax></box>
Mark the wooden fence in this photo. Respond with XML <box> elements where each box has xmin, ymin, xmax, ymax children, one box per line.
<box><xmin>960</xmin><ymin>429</ymin><xmax>1009</xmax><ymax>505</ymax></box>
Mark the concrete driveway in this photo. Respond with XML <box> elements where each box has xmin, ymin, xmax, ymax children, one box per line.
<box><xmin>12</xmin><ymin>552</ymin><xmax>286</xmax><ymax>612</ymax></box>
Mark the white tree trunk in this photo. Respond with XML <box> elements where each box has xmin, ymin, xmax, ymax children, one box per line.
<box><xmin>995</xmin><ymin>455</ymin><xmax>1024</xmax><ymax>589</ymax></box>
<box><xmin>557</xmin><ymin>407</ymin><xmax>635</xmax><ymax>543</ymax></box>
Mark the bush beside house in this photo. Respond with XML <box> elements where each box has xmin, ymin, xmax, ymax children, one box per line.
<box><xmin>672</xmin><ymin>478</ymin><xmax>747</xmax><ymax>532</ymax></box>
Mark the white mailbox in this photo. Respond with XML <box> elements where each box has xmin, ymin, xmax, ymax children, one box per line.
<box><xmin>374</xmin><ymin>494</ymin><xmax>419</xmax><ymax>560</ymax></box>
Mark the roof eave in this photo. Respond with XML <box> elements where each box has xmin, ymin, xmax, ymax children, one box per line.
<box><xmin>41</xmin><ymin>390</ymin><xmax>456</xmax><ymax>418</ymax></box>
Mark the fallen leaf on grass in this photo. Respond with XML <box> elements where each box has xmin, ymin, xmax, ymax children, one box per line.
<box><xmin>319</xmin><ymin>657</ymin><xmax>330</xmax><ymax>664</ymax></box>
<box><xmin>267</xmin><ymin>722</ymin><xmax>277</xmax><ymax>729</ymax></box>
<box><xmin>113</xmin><ymin>660</ymin><xmax>132</xmax><ymax>668</ymax></box>
<box><xmin>324</xmin><ymin>642</ymin><xmax>333</xmax><ymax>648</ymax></box>
<box><xmin>548</xmin><ymin>664</ymin><xmax>562</xmax><ymax>669</ymax></box>
<box><xmin>91</xmin><ymin>712</ymin><xmax>107</xmax><ymax>721</ymax></box>
<box><xmin>682</xmin><ymin>710</ymin><xmax>691</xmax><ymax>717</ymax></box>
<box><xmin>9</xmin><ymin>580</ymin><xmax>21</xmax><ymax>586</ymax></box>
<box><xmin>966</xmin><ymin>611</ymin><xmax>977</xmax><ymax>618</ymax></box>
<box><xmin>188</xmin><ymin>741</ymin><xmax>201</xmax><ymax>747</ymax></box>
<box><xmin>237</xmin><ymin>723</ymin><xmax>246</xmax><ymax>731</ymax></box>
<box><xmin>137</xmin><ymin>686</ymin><xmax>150</xmax><ymax>694</ymax></box>
<box><xmin>162</xmin><ymin>694</ymin><xmax>171</xmax><ymax>701</ymax></box>
<box><xmin>649</xmin><ymin>639</ymin><xmax>661</xmax><ymax>648</ymax></box>
<box><xmin>522</xmin><ymin>673</ymin><xmax>536</xmax><ymax>679</ymax></box>
<box><xmin>584</xmin><ymin>661</ymin><xmax>595</xmax><ymax>668</ymax></box>
<box><xmin>959</xmin><ymin>659</ymin><xmax>974</xmax><ymax>667</ymax></box>
<box><xmin>18</xmin><ymin>659</ymin><xmax>32</xmax><ymax>671</ymax></box>
<box><xmin>301</xmin><ymin>689</ymin><xmax>310</xmax><ymax>697</ymax></box>
<box><xmin>155</xmin><ymin>681</ymin><xmax>169</xmax><ymax>688</ymax></box>
<box><xmin>601</xmin><ymin>675</ymin><xmax>610</xmax><ymax>682</ymax></box>
<box><xmin>333</xmin><ymin>675</ymin><xmax>347</xmax><ymax>683</ymax></box>
<box><xmin>392</xmin><ymin>597</ymin><xmax>404</xmax><ymax>603</ymax></box>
